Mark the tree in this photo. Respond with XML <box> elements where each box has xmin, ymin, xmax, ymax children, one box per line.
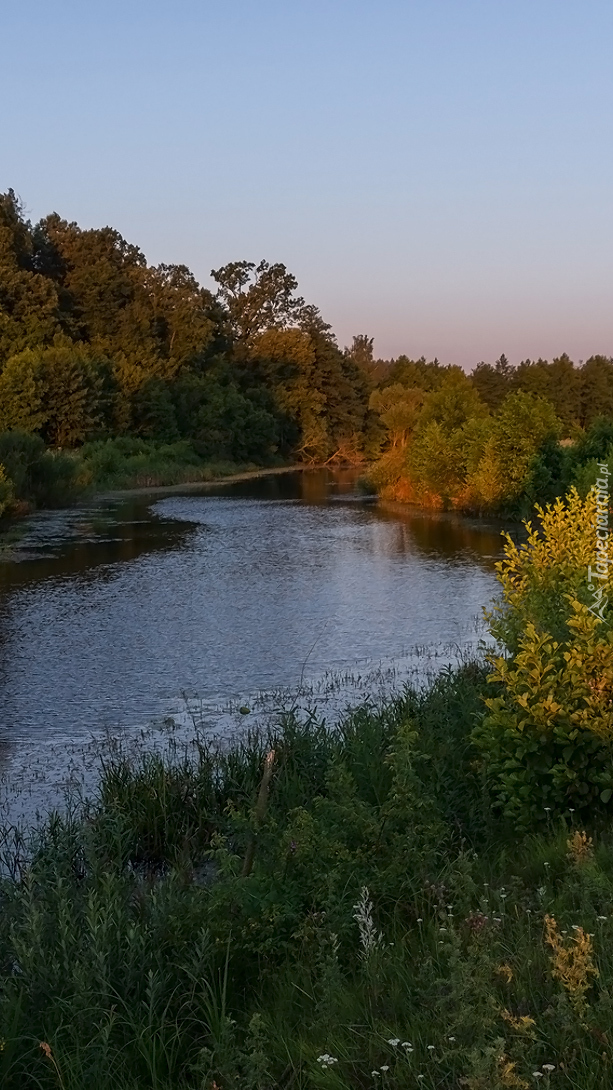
<box><xmin>210</xmin><ymin>260</ymin><xmax>312</xmax><ymax>346</ymax></box>
<box><xmin>34</xmin><ymin>216</ymin><xmax>219</xmax><ymax>380</ymax></box>
<box><xmin>512</xmin><ymin>357</ymin><xmax>552</xmax><ymax>401</ymax></box>
<box><xmin>131</xmin><ymin>377</ymin><xmax>180</xmax><ymax>443</ymax></box>
<box><xmin>406</xmin><ymin>420</ymin><xmax>466</xmax><ymax>503</ymax></box>
<box><xmin>0</xmin><ymin>349</ymin><xmax>47</xmax><ymax>433</ymax></box>
<box><xmin>173</xmin><ymin>368</ymin><xmax>278</xmax><ymax>461</ymax></box>
<box><xmin>385</xmin><ymin>354</ymin><xmax>450</xmax><ymax>392</ymax></box>
<box><xmin>466</xmin><ymin>391</ymin><xmax>561</xmax><ymax>509</ymax></box>
<box><xmin>548</xmin><ymin>354</ymin><xmax>581</xmax><ymax>430</ymax></box>
<box><xmin>369</xmin><ymin>384</ymin><xmax>424</xmax><ymax>447</ymax></box>
<box><xmin>35</xmin><ymin>342</ymin><xmax>103</xmax><ymax>446</ymax></box>
<box><xmin>470</xmin><ymin>354</ymin><xmax>513</xmax><ymax>410</ymax></box>
<box><xmin>345</xmin><ymin>334</ymin><xmax>375</xmax><ymax>373</ymax></box>
<box><xmin>0</xmin><ymin>190</ymin><xmax>59</xmax><ymax>360</ymax></box>
<box><xmin>418</xmin><ymin>369</ymin><xmax>488</xmax><ymax>431</ymax></box>
<box><xmin>579</xmin><ymin>356</ymin><xmax>613</xmax><ymax>428</ymax></box>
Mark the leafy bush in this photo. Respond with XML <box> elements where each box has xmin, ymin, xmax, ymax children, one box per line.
<box><xmin>0</xmin><ymin>430</ymin><xmax>80</xmax><ymax>507</ymax></box>
<box><xmin>475</xmin><ymin>602</ymin><xmax>613</xmax><ymax>825</ymax></box>
<box><xmin>79</xmin><ymin>436</ymin><xmax>250</xmax><ymax>490</ymax></box>
<box><xmin>474</xmin><ymin>487</ymin><xmax>613</xmax><ymax>826</ymax></box>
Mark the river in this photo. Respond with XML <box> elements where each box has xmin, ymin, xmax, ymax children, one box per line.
<box><xmin>0</xmin><ymin>469</ymin><xmax>511</xmax><ymax>823</ymax></box>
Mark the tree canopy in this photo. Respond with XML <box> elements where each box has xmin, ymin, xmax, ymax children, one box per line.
<box><xmin>2</xmin><ymin>188</ymin><xmax>613</xmax><ymax>515</ymax></box>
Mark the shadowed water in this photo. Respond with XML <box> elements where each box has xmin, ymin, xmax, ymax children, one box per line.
<box><xmin>0</xmin><ymin>469</ymin><xmax>513</xmax><ymax>821</ymax></box>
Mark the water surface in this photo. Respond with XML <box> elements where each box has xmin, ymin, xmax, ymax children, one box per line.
<box><xmin>0</xmin><ymin>469</ymin><xmax>511</xmax><ymax>818</ymax></box>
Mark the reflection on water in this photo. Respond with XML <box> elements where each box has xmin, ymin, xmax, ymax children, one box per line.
<box><xmin>0</xmin><ymin>469</ymin><xmax>514</xmax><ymax>818</ymax></box>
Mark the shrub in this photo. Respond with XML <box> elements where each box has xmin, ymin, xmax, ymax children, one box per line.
<box><xmin>0</xmin><ymin>430</ymin><xmax>80</xmax><ymax>508</ymax></box>
<box><xmin>474</xmin><ymin>487</ymin><xmax>613</xmax><ymax>825</ymax></box>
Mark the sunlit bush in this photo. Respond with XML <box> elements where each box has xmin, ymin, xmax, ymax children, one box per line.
<box><xmin>474</xmin><ymin>487</ymin><xmax>613</xmax><ymax>824</ymax></box>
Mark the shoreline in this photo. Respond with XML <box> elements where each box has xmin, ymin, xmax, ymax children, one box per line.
<box><xmin>94</xmin><ymin>462</ymin><xmax>308</xmax><ymax>502</ymax></box>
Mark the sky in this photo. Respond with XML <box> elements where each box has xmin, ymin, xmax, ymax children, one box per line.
<box><xmin>2</xmin><ymin>0</ymin><xmax>613</xmax><ymax>369</ymax></box>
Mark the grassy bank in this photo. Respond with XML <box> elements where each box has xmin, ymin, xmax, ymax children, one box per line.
<box><xmin>78</xmin><ymin>437</ymin><xmax>275</xmax><ymax>493</ymax></box>
<box><xmin>0</xmin><ymin>433</ymin><xmax>291</xmax><ymax>519</ymax></box>
<box><xmin>1</xmin><ymin>665</ymin><xmax>613</xmax><ymax>1089</ymax></box>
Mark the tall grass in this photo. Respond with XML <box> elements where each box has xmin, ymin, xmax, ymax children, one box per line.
<box><xmin>78</xmin><ymin>437</ymin><xmax>263</xmax><ymax>491</ymax></box>
<box><xmin>2</xmin><ymin>668</ymin><xmax>613</xmax><ymax>1088</ymax></box>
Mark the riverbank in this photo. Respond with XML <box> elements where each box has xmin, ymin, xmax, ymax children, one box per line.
<box><xmin>1</xmin><ymin>664</ymin><xmax>611</xmax><ymax>1090</ymax></box>
<box><xmin>96</xmin><ymin>462</ymin><xmax>305</xmax><ymax>500</ymax></box>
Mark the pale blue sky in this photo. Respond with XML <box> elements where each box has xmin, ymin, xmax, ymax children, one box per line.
<box><xmin>3</xmin><ymin>1</ymin><xmax>613</xmax><ymax>367</ymax></box>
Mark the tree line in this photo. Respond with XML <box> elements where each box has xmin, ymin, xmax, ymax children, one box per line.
<box><xmin>359</xmin><ymin>342</ymin><xmax>613</xmax><ymax>513</ymax></box>
<box><xmin>2</xmin><ymin>188</ymin><xmax>613</xmax><ymax>514</ymax></box>
<box><xmin>0</xmin><ymin>190</ymin><xmax>372</xmax><ymax>469</ymax></box>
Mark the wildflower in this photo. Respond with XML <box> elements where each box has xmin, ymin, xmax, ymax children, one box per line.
<box><xmin>417</xmin><ymin>917</ymin><xmax>423</xmax><ymax>923</ymax></box>
<box><xmin>372</xmin><ymin>1072</ymin><xmax>380</xmax><ymax>1078</ymax></box>
<box><xmin>598</xmin><ymin>915</ymin><xmax>608</xmax><ymax>920</ymax></box>
<box><xmin>317</xmin><ymin>1053</ymin><xmax>338</xmax><ymax>1066</ymax></box>
<box><xmin>496</xmin><ymin>963</ymin><xmax>514</xmax><ymax>983</ymax></box>
<box><xmin>567</xmin><ymin>831</ymin><xmax>593</xmax><ymax>865</ymax></box>
<box><xmin>544</xmin><ymin>914</ymin><xmax>599</xmax><ymax>1015</ymax></box>
<box><xmin>439</xmin><ymin>926</ymin><xmax>447</xmax><ymax>932</ymax></box>
<box><xmin>381</xmin><ymin>1065</ymin><xmax>389</xmax><ymax>1072</ymax></box>
<box><xmin>544</xmin><ymin>807</ymin><xmax>551</xmax><ymax>813</ymax></box>
<box><xmin>427</xmin><ymin>1044</ymin><xmax>435</xmax><ymax>1050</ymax></box>
<box><xmin>465</xmin><ymin>911</ymin><xmax>489</xmax><ymax>932</ymax></box>
<box><xmin>502</xmin><ymin>1010</ymin><xmax>536</xmax><ymax>1034</ymax></box>
<box><xmin>387</xmin><ymin>1038</ymin><xmax>400</xmax><ymax>1047</ymax></box>
<box><xmin>448</xmin><ymin>1036</ymin><xmax>456</xmax><ymax>1041</ymax></box>
<box><xmin>39</xmin><ymin>1043</ymin><xmax>52</xmax><ymax>1060</ymax></box>
<box><xmin>542</xmin><ymin>1064</ymin><xmax>555</xmax><ymax>1072</ymax></box>
<box><xmin>533</xmin><ymin>1073</ymin><xmax>543</xmax><ymax>1080</ymax></box>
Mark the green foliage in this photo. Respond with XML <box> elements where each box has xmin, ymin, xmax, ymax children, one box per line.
<box><xmin>5</xmin><ymin>670</ymin><xmax>613</xmax><ymax>1088</ymax></box>
<box><xmin>0</xmin><ymin>430</ymin><xmax>80</xmax><ymax>507</ymax></box>
<box><xmin>0</xmin><ymin>348</ymin><xmax>47</xmax><ymax>433</ymax></box>
<box><xmin>369</xmin><ymin>353</ymin><xmax>613</xmax><ymax>515</ymax></box>
<box><xmin>474</xmin><ymin>488</ymin><xmax>613</xmax><ymax>827</ymax></box>
<box><xmin>475</xmin><ymin>603</ymin><xmax>613</xmax><ymax>826</ymax></box>
<box><xmin>463</xmin><ymin>391</ymin><xmax>561</xmax><ymax>512</ymax></box>
<box><xmin>78</xmin><ymin>436</ymin><xmax>251</xmax><ymax>491</ymax></box>
<box><xmin>0</xmin><ymin>462</ymin><xmax>14</xmax><ymax>516</ymax></box>
<box><xmin>0</xmin><ymin>192</ymin><xmax>373</xmax><ymax>488</ymax></box>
